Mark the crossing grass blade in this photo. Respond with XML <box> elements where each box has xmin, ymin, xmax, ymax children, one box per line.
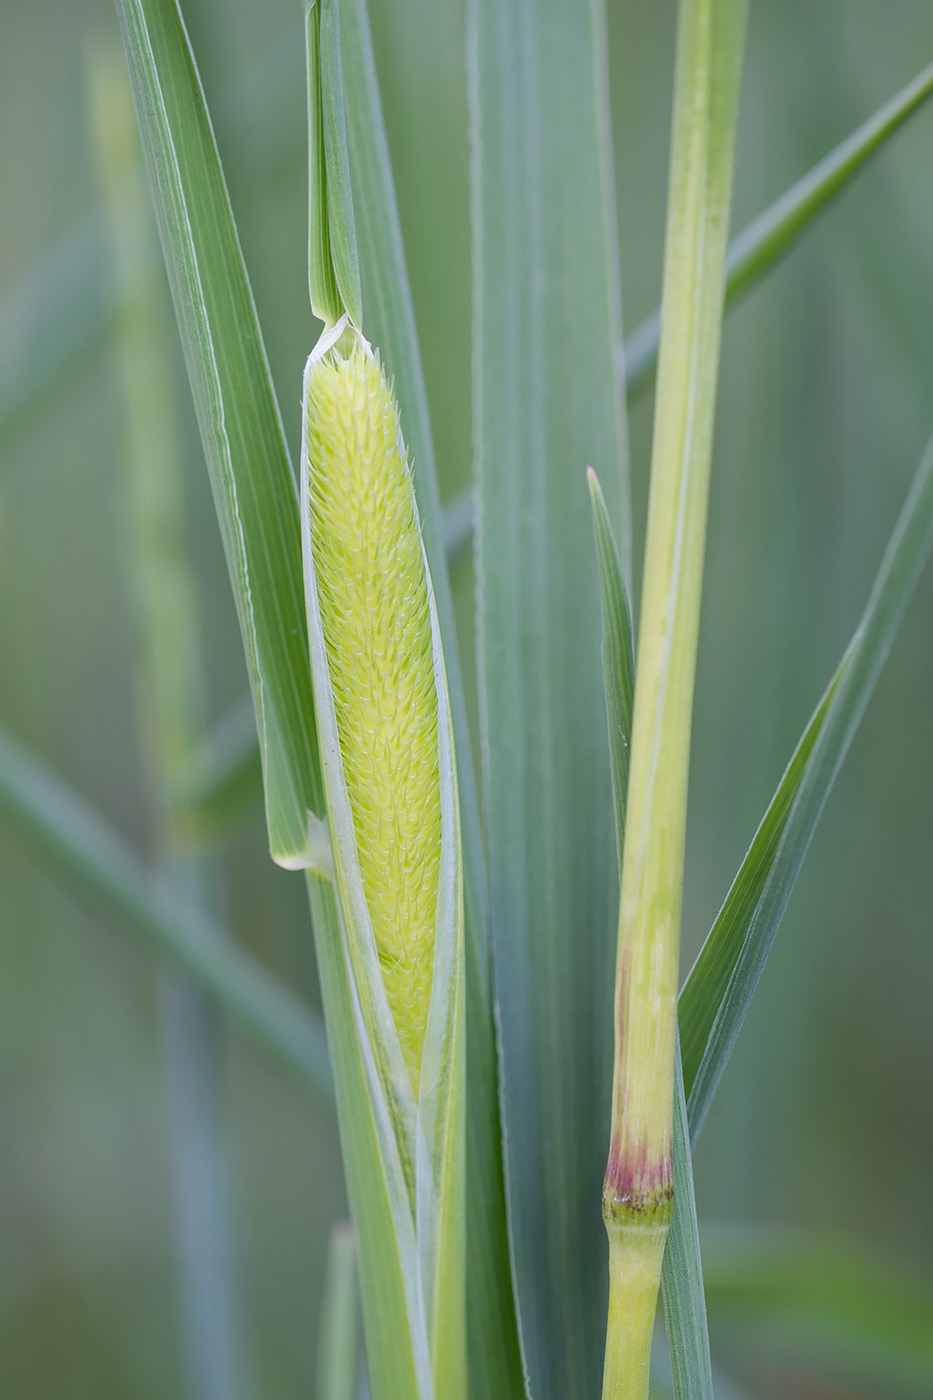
<box><xmin>624</xmin><ymin>60</ymin><xmax>933</xmax><ymax>399</ymax></box>
<box><xmin>114</xmin><ymin>0</ymin><xmax>322</xmax><ymax>867</ymax></box>
<box><xmin>0</xmin><ymin>724</ymin><xmax>333</xmax><ymax>1103</ymax></box>
<box><xmin>679</xmin><ymin>432</ymin><xmax>933</xmax><ymax>1139</ymax></box>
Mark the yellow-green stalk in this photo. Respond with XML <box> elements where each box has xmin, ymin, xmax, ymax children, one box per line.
<box><xmin>601</xmin><ymin>1</ymin><xmax>747</xmax><ymax>1396</ymax></box>
<box><xmin>304</xmin><ymin>328</ymin><xmax>441</xmax><ymax>1087</ymax></box>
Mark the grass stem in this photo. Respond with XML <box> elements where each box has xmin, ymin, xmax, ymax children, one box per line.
<box><xmin>602</xmin><ymin>1</ymin><xmax>747</xmax><ymax>1393</ymax></box>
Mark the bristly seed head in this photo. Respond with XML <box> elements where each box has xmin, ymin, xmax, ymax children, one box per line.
<box><xmin>305</xmin><ymin>334</ymin><xmax>440</xmax><ymax>1086</ymax></box>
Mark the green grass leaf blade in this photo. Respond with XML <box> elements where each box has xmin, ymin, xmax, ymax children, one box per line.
<box><xmin>307</xmin><ymin>0</ymin><xmax>363</xmax><ymax>328</ymax></box>
<box><xmin>317</xmin><ymin>1223</ymin><xmax>360</xmax><ymax>1400</ymax></box>
<box><xmin>0</xmin><ymin>724</ymin><xmax>333</xmax><ymax>1104</ymax></box>
<box><xmin>624</xmin><ymin>60</ymin><xmax>933</xmax><ymax>400</ymax></box>
<box><xmin>724</xmin><ymin>59</ymin><xmax>933</xmax><ymax>304</ymax></box>
<box><xmin>680</xmin><ymin>433</ymin><xmax>933</xmax><ymax>1138</ymax></box>
<box><xmin>319</xmin><ymin>0</ymin><xmax>362</xmax><ymax>329</ymax></box>
<box><xmin>114</xmin><ymin>0</ymin><xmax>323</xmax><ymax>866</ymax></box>
<box><xmin>337</xmin><ymin>5</ymin><xmax>522</xmax><ymax>1394</ymax></box>
<box><xmin>702</xmin><ymin>1226</ymin><xmax>933</xmax><ymax>1395</ymax></box>
<box><xmin>469</xmin><ymin>0</ymin><xmax>629</xmax><ymax>1392</ymax></box>
<box><xmin>660</xmin><ymin>1042</ymin><xmax>714</xmax><ymax>1400</ymax></box>
<box><xmin>306</xmin><ymin>0</ymin><xmax>342</xmax><ymax>327</ymax></box>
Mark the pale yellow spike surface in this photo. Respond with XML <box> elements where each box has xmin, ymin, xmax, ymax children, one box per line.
<box><xmin>306</xmin><ymin>338</ymin><xmax>440</xmax><ymax>1084</ymax></box>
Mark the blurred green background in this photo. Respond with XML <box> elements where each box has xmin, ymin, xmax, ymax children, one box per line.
<box><xmin>1</xmin><ymin>0</ymin><xmax>931</xmax><ymax>1396</ymax></box>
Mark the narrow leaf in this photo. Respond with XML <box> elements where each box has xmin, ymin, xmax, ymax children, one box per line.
<box><xmin>680</xmin><ymin>432</ymin><xmax>933</xmax><ymax>1138</ymax></box>
<box><xmin>115</xmin><ymin>0</ymin><xmax>323</xmax><ymax>866</ymax></box>
<box><xmin>0</xmin><ymin>724</ymin><xmax>333</xmax><ymax>1103</ymax></box>
<box><xmin>319</xmin><ymin>0</ymin><xmax>362</xmax><ymax>328</ymax></box>
<box><xmin>307</xmin><ymin>0</ymin><xmax>362</xmax><ymax>328</ymax></box>
<box><xmin>660</xmin><ymin>1043</ymin><xmax>714</xmax><ymax>1400</ymax></box>
<box><xmin>306</xmin><ymin>0</ymin><xmax>342</xmax><ymax>327</ymax></box>
<box><xmin>625</xmin><ymin>60</ymin><xmax>933</xmax><ymax>399</ymax></box>
<box><xmin>469</xmin><ymin>0</ymin><xmax>630</xmax><ymax>1390</ymax></box>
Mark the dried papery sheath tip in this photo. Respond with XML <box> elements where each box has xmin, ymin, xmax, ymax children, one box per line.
<box><xmin>305</xmin><ymin>332</ymin><xmax>440</xmax><ymax>1086</ymax></box>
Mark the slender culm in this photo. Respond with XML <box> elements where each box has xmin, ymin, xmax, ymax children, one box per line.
<box><xmin>305</xmin><ymin>334</ymin><xmax>441</xmax><ymax>1086</ymax></box>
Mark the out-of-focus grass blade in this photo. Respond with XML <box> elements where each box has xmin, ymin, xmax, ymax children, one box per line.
<box><xmin>625</xmin><ymin>60</ymin><xmax>933</xmax><ymax>399</ymax></box>
<box><xmin>589</xmin><ymin>474</ymin><xmax>713</xmax><ymax>1400</ymax></box>
<box><xmin>0</xmin><ymin>724</ymin><xmax>333</xmax><ymax>1105</ymax></box>
<box><xmin>338</xmin><ymin>4</ymin><xmax>523</xmax><ymax>1395</ymax></box>
<box><xmin>114</xmin><ymin>0</ymin><xmax>322</xmax><ymax>867</ymax></box>
<box><xmin>0</xmin><ymin>32</ymin><xmax>305</xmax><ymax>453</ymax></box>
<box><xmin>318</xmin><ymin>1222</ymin><xmax>360</xmax><ymax>1400</ymax></box>
<box><xmin>702</xmin><ymin>1226</ymin><xmax>933</xmax><ymax>1396</ymax></box>
<box><xmin>660</xmin><ymin>1044</ymin><xmax>713</xmax><ymax>1400</ymax></box>
<box><xmin>469</xmin><ymin>0</ymin><xmax>629</xmax><ymax>1390</ymax></box>
<box><xmin>179</xmin><ymin>694</ymin><xmax>263</xmax><ymax>847</ymax></box>
<box><xmin>679</xmin><ymin>432</ymin><xmax>933</xmax><ymax>1138</ymax></box>
<box><xmin>0</xmin><ymin>212</ymin><xmax>114</xmax><ymax>448</ymax></box>
<box><xmin>88</xmin><ymin>40</ymin><xmax>244</xmax><ymax>1398</ymax></box>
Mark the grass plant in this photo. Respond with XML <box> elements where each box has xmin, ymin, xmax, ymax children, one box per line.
<box><xmin>1</xmin><ymin>1</ymin><xmax>932</xmax><ymax>1398</ymax></box>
